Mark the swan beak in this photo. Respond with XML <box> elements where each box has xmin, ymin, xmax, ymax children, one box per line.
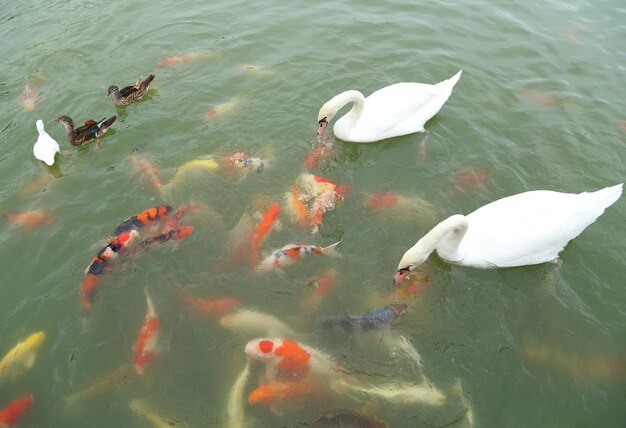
<box><xmin>317</xmin><ymin>118</ymin><xmax>328</xmax><ymax>135</ymax></box>
<box><xmin>394</xmin><ymin>269</ymin><xmax>410</xmax><ymax>284</ymax></box>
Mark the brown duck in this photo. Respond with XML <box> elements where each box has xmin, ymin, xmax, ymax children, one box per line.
<box><xmin>53</xmin><ymin>115</ymin><xmax>117</xmax><ymax>146</ymax></box>
<box><xmin>107</xmin><ymin>74</ymin><xmax>155</xmax><ymax>106</ymax></box>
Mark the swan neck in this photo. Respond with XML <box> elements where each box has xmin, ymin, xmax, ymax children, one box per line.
<box><xmin>329</xmin><ymin>90</ymin><xmax>364</xmax><ymax>121</ymax></box>
<box><xmin>415</xmin><ymin>215</ymin><xmax>468</xmax><ymax>256</ymax></box>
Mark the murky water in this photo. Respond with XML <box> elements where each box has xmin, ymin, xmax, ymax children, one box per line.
<box><xmin>1</xmin><ymin>0</ymin><xmax>625</xmax><ymax>426</ymax></box>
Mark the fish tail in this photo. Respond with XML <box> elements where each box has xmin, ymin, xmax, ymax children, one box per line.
<box><xmin>80</xmin><ymin>274</ymin><xmax>100</xmax><ymax>309</ymax></box>
<box><xmin>321</xmin><ymin>241</ymin><xmax>342</xmax><ymax>257</ymax></box>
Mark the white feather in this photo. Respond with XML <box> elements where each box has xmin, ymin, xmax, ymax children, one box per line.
<box><xmin>33</xmin><ymin>120</ymin><xmax>60</xmax><ymax>166</ymax></box>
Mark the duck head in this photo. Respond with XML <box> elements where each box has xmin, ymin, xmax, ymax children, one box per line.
<box><xmin>53</xmin><ymin>115</ymin><xmax>73</xmax><ymax>128</ymax></box>
<box><xmin>106</xmin><ymin>85</ymin><xmax>119</xmax><ymax>97</ymax></box>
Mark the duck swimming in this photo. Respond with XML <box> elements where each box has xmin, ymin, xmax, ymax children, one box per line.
<box><xmin>394</xmin><ymin>183</ymin><xmax>623</xmax><ymax>282</ymax></box>
<box><xmin>317</xmin><ymin>70</ymin><xmax>462</xmax><ymax>143</ymax></box>
<box><xmin>107</xmin><ymin>74</ymin><xmax>155</xmax><ymax>106</ymax></box>
<box><xmin>33</xmin><ymin>120</ymin><xmax>59</xmax><ymax>166</ymax></box>
<box><xmin>53</xmin><ymin>115</ymin><xmax>116</xmax><ymax>146</ymax></box>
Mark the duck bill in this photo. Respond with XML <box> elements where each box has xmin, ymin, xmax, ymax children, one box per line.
<box><xmin>394</xmin><ymin>269</ymin><xmax>410</xmax><ymax>284</ymax></box>
<box><xmin>317</xmin><ymin>118</ymin><xmax>328</xmax><ymax>135</ymax></box>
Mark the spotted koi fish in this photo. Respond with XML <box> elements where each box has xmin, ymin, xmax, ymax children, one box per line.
<box><xmin>318</xmin><ymin>303</ymin><xmax>408</xmax><ymax>333</ymax></box>
<box><xmin>256</xmin><ymin>241</ymin><xmax>340</xmax><ymax>272</ymax></box>
<box><xmin>113</xmin><ymin>205</ymin><xmax>172</xmax><ymax>235</ymax></box>
<box><xmin>80</xmin><ymin>230</ymin><xmax>139</xmax><ymax>308</ymax></box>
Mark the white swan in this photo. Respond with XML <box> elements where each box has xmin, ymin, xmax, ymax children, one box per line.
<box><xmin>33</xmin><ymin>120</ymin><xmax>59</xmax><ymax>166</ymax></box>
<box><xmin>317</xmin><ymin>70</ymin><xmax>462</xmax><ymax>143</ymax></box>
<box><xmin>394</xmin><ymin>184</ymin><xmax>623</xmax><ymax>282</ymax></box>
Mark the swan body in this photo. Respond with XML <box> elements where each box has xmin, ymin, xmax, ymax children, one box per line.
<box><xmin>317</xmin><ymin>70</ymin><xmax>462</xmax><ymax>143</ymax></box>
<box><xmin>395</xmin><ymin>184</ymin><xmax>623</xmax><ymax>282</ymax></box>
<box><xmin>33</xmin><ymin>120</ymin><xmax>60</xmax><ymax>166</ymax></box>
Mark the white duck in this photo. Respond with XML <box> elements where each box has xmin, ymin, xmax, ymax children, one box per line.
<box><xmin>317</xmin><ymin>70</ymin><xmax>462</xmax><ymax>143</ymax></box>
<box><xmin>394</xmin><ymin>184</ymin><xmax>623</xmax><ymax>283</ymax></box>
<box><xmin>33</xmin><ymin>119</ymin><xmax>59</xmax><ymax>166</ymax></box>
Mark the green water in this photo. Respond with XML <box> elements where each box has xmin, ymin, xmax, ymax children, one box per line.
<box><xmin>1</xmin><ymin>0</ymin><xmax>625</xmax><ymax>426</ymax></box>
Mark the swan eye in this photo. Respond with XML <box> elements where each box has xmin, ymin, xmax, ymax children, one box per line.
<box><xmin>318</xmin><ymin>117</ymin><xmax>328</xmax><ymax>126</ymax></box>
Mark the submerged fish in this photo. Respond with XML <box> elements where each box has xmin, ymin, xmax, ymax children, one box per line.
<box><xmin>0</xmin><ymin>332</ymin><xmax>45</xmax><ymax>380</ymax></box>
<box><xmin>312</xmin><ymin>409</ymin><xmax>389</xmax><ymax>428</ymax></box>
<box><xmin>448</xmin><ymin>170</ymin><xmax>488</xmax><ymax>196</ymax></box>
<box><xmin>139</xmin><ymin>225</ymin><xmax>194</xmax><ymax>249</ymax></box>
<box><xmin>332</xmin><ymin>378</ymin><xmax>446</xmax><ymax>406</ymax></box>
<box><xmin>215</xmin><ymin>212</ymin><xmax>255</xmax><ymax>272</ymax></box>
<box><xmin>179</xmin><ymin>293</ymin><xmax>241</xmax><ymax>317</ymax></box>
<box><xmin>384</xmin><ymin>269</ymin><xmax>430</xmax><ymax>301</ymax></box>
<box><xmin>226</xmin><ymin>362</ymin><xmax>250</xmax><ymax>428</ymax></box>
<box><xmin>222</xmin><ymin>152</ymin><xmax>266</xmax><ymax>177</ymax></box>
<box><xmin>129</xmin><ymin>399</ymin><xmax>174</xmax><ymax>428</ymax></box>
<box><xmin>302</xmin><ymin>269</ymin><xmax>337</xmax><ymax>315</ymax></box>
<box><xmin>304</xmin><ymin>138</ymin><xmax>335</xmax><ymax>169</ymax></box>
<box><xmin>248</xmin><ymin>379</ymin><xmax>322</xmax><ymax>406</ymax></box>
<box><xmin>205</xmin><ymin>97</ymin><xmax>240</xmax><ymax>120</ymax></box>
<box><xmin>130</xmin><ymin>153</ymin><xmax>163</xmax><ymax>194</ymax></box>
<box><xmin>5</xmin><ymin>210</ymin><xmax>55</xmax><ymax>228</ymax></box>
<box><xmin>285</xmin><ymin>187</ymin><xmax>309</xmax><ymax>228</ymax></box>
<box><xmin>309</xmin><ymin>188</ymin><xmax>343</xmax><ymax>234</ymax></box>
<box><xmin>134</xmin><ymin>290</ymin><xmax>160</xmax><ymax>375</ymax></box>
<box><xmin>0</xmin><ymin>394</ymin><xmax>33</xmax><ymax>426</ymax></box>
<box><xmin>256</xmin><ymin>241</ymin><xmax>340</xmax><ymax>272</ymax></box>
<box><xmin>219</xmin><ymin>309</ymin><xmax>297</xmax><ymax>338</ymax></box>
<box><xmin>250</xmin><ymin>203</ymin><xmax>280</xmax><ymax>266</ymax></box>
<box><xmin>167</xmin><ymin>157</ymin><xmax>219</xmax><ymax>189</ymax></box>
<box><xmin>20</xmin><ymin>82</ymin><xmax>37</xmax><ymax>111</ymax></box>
<box><xmin>157</xmin><ymin>51</ymin><xmax>218</xmax><ymax>67</ymax></box>
<box><xmin>113</xmin><ymin>205</ymin><xmax>172</xmax><ymax>235</ymax></box>
<box><xmin>65</xmin><ymin>364</ymin><xmax>136</xmax><ymax>407</ymax></box>
<box><xmin>318</xmin><ymin>303</ymin><xmax>408</xmax><ymax>333</ymax></box>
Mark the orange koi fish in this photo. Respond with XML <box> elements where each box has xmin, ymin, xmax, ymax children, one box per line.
<box><xmin>157</xmin><ymin>52</ymin><xmax>217</xmax><ymax>67</ymax></box>
<box><xmin>302</xmin><ymin>269</ymin><xmax>336</xmax><ymax>315</ymax></box>
<box><xmin>365</xmin><ymin>192</ymin><xmax>402</xmax><ymax>209</ymax></box>
<box><xmin>309</xmin><ymin>188</ymin><xmax>343</xmax><ymax>234</ymax></box>
<box><xmin>179</xmin><ymin>293</ymin><xmax>241</xmax><ymax>316</ymax></box>
<box><xmin>384</xmin><ymin>268</ymin><xmax>430</xmax><ymax>301</ymax></box>
<box><xmin>139</xmin><ymin>226</ymin><xmax>193</xmax><ymax>249</ymax></box>
<box><xmin>114</xmin><ymin>205</ymin><xmax>172</xmax><ymax>235</ymax></box>
<box><xmin>250</xmin><ymin>203</ymin><xmax>280</xmax><ymax>266</ymax></box>
<box><xmin>20</xmin><ymin>82</ymin><xmax>37</xmax><ymax>111</ymax></box>
<box><xmin>245</xmin><ymin>338</ymin><xmax>312</xmax><ymax>380</ymax></box>
<box><xmin>448</xmin><ymin>169</ymin><xmax>488</xmax><ymax>196</ymax></box>
<box><xmin>0</xmin><ymin>394</ymin><xmax>33</xmax><ymax>426</ymax></box>
<box><xmin>81</xmin><ymin>230</ymin><xmax>139</xmax><ymax>309</ymax></box>
<box><xmin>5</xmin><ymin>210</ymin><xmax>54</xmax><ymax>228</ymax></box>
<box><xmin>161</xmin><ymin>203</ymin><xmax>203</xmax><ymax>233</ymax></box>
<box><xmin>134</xmin><ymin>290</ymin><xmax>160</xmax><ymax>375</ymax></box>
<box><xmin>286</xmin><ymin>187</ymin><xmax>309</xmax><ymax>228</ymax></box>
<box><xmin>130</xmin><ymin>153</ymin><xmax>163</xmax><ymax>194</ymax></box>
<box><xmin>248</xmin><ymin>379</ymin><xmax>321</xmax><ymax>406</ymax></box>
<box><xmin>256</xmin><ymin>241</ymin><xmax>340</xmax><ymax>272</ymax></box>
<box><xmin>304</xmin><ymin>138</ymin><xmax>334</xmax><ymax>169</ymax></box>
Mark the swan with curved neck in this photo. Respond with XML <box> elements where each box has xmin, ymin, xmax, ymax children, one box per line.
<box><xmin>317</xmin><ymin>71</ymin><xmax>462</xmax><ymax>143</ymax></box>
<box><xmin>394</xmin><ymin>184</ymin><xmax>623</xmax><ymax>283</ymax></box>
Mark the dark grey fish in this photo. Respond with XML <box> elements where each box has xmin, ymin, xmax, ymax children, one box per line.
<box><xmin>318</xmin><ymin>303</ymin><xmax>408</xmax><ymax>333</ymax></box>
<box><xmin>312</xmin><ymin>409</ymin><xmax>389</xmax><ymax>428</ymax></box>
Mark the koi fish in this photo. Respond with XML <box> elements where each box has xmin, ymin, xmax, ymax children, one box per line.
<box><xmin>215</xmin><ymin>213</ymin><xmax>254</xmax><ymax>272</ymax></box>
<box><xmin>448</xmin><ymin>169</ymin><xmax>488</xmax><ymax>196</ymax></box>
<box><xmin>245</xmin><ymin>338</ymin><xmax>340</xmax><ymax>381</ymax></box>
<box><xmin>130</xmin><ymin>153</ymin><xmax>163</xmax><ymax>194</ymax></box>
<box><xmin>139</xmin><ymin>225</ymin><xmax>193</xmax><ymax>249</ymax></box>
<box><xmin>256</xmin><ymin>241</ymin><xmax>340</xmax><ymax>272</ymax></box>
<box><xmin>20</xmin><ymin>82</ymin><xmax>37</xmax><ymax>111</ymax></box>
<box><xmin>309</xmin><ymin>188</ymin><xmax>343</xmax><ymax>234</ymax></box>
<box><xmin>226</xmin><ymin>362</ymin><xmax>250</xmax><ymax>428</ymax></box>
<box><xmin>0</xmin><ymin>394</ymin><xmax>33</xmax><ymax>427</ymax></box>
<box><xmin>302</xmin><ymin>269</ymin><xmax>336</xmax><ymax>315</ymax></box>
<box><xmin>81</xmin><ymin>230</ymin><xmax>139</xmax><ymax>309</ymax></box>
<box><xmin>521</xmin><ymin>90</ymin><xmax>567</xmax><ymax>108</ymax></box>
<box><xmin>65</xmin><ymin>364</ymin><xmax>136</xmax><ymax>407</ymax></box>
<box><xmin>161</xmin><ymin>203</ymin><xmax>203</xmax><ymax>233</ymax></box>
<box><xmin>318</xmin><ymin>303</ymin><xmax>408</xmax><ymax>333</ymax></box>
<box><xmin>113</xmin><ymin>205</ymin><xmax>172</xmax><ymax>235</ymax></box>
<box><xmin>222</xmin><ymin>152</ymin><xmax>266</xmax><ymax>177</ymax></box>
<box><xmin>235</xmin><ymin>63</ymin><xmax>273</xmax><ymax>75</ymax></box>
<box><xmin>312</xmin><ymin>409</ymin><xmax>388</xmax><ymax>428</ymax></box>
<box><xmin>179</xmin><ymin>293</ymin><xmax>240</xmax><ymax>316</ymax></box>
<box><xmin>248</xmin><ymin>379</ymin><xmax>321</xmax><ymax>406</ymax></box>
<box><xmin>296</xmin><ymin>173</ymin><xmax>336</xmax><ymax>200</ymax></box>
<box><xmin>365</xmin><ymin>192</ymin><xmax>437</xmax><ymax>222</ymax></box>
<box><xmin>219</xmin><ymin>309</ymin><xmax>297</xmax><ymax>338</ymax></box>
<box><xmin>157</xmin><ymin>51</ymin><xmax>218</xmax><ymax>67</ymax></box>
<box><xmin>384</xmin><ymin>268</ymin><xmax>430</xmax><ymax>301</ymax></box>
<box><xmin>285</xmin><ymin>187</ymin><xmax>309</xmax><ymax>228</ymax></box>
<box><xmin>250</xmin><ymin>203</ymin><xmax>280</xmax><ymax>266</ymax></box>
<box><xmin>129</xmin><ymin>399</ymin><xmax>173</xmax><ymax>428</ymax></box>
<box><xmin>304</xmin><ymin>138</ymin><xmax>334</xmax><ymax>169</ymax></box>
<box><xmin>134</xmin><ymin>289</ymin><xmax>160</xmax><ymax>375</ymax></box>
<box><xmin>5</xmin><ymin>210</ymin><xmax>54</xmax><ymax>228</ymax></box>
<box><xmin>166</xmin><ymin>157</ymin><xmax>219</xmax><ymax>190</ymax></box>
<box><xmin>452</xmin><ymin>379</ymin><xmax>474</xmax><ymax>428</ymax></box>
<box><xmin>0</xmin><ymin>332</ymin><xmax>45</xmax><ymax>380</ymax></box>
<box><xmin>205</xmin><ymin>97</ymin><xmax>240</xmax><ymax>120</ymax></box>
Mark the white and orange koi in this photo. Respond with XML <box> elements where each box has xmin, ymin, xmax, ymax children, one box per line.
<box><xmin>205</xmin><ymin>96</ymin><xmax>240</xmax><ymax>120</ymax></box>
<box><xmin>134</xmin><ymin>290</ymin><xmax>160</xmax><ymax>375</ymax></box>
<box><xmin>296</xmin><ymin>173</ymin><xmax>336</xmax><ymax>201</ymax></box>
<box><xmin>130</xmin><ymin>153</ymin><xmax>163</xmax><ymax>194</ymax></box>
<box><xmin>309</xmin><ymin>188</ymin><xmax>343</xmax><ymax>234</ymax></box>
<box><xmin>219</xmin><ymin>309</ymin><xmax>297</xmax><ymax>338</ymax></box>
<box><xmin>256</xmin><ymin>241</ymin><xmax>340</xmax><ymax>272</ymax></box>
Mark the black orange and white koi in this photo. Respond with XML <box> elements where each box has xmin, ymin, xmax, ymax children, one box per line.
<box><xmin>113</xmin><ymin>205</ymin><xmax>172</xmax><ymax>235</ymax></box>
<box><xmin>256</xmin><ymin>241</ymin><xmax>340</xmax><ymax>272</ymax></box>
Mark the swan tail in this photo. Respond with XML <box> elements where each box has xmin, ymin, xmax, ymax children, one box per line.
<box><xmin>590</xmin><ymin>183</ymin><xmax>623</xmax><ymax>209</ymax></box>
<box><xmin>432</xmin><ymin>70</ymin><xmax>462</xmax><ymax>95</ymax></box>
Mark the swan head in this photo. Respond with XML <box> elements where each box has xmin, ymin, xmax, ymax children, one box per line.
<box><xmin>317</xmin><ymin>105</ymin><xmax>334</xmax><ymax>136</ymax></box>
<box><xmin>394</xmin><ymin>251</ymin><xmax>429</xmax><ymax>284</ymax></box>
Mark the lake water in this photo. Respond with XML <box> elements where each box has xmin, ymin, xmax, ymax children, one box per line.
<box><xmin>1</xmin><ymin>0</ymin><xmax>625</xmax><ymax>426</ymax></box>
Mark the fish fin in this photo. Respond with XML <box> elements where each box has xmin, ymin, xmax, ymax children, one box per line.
<box><xmin>322</xmin><ymin>240</ymin><xmax>342</xmax><ymax>257</ymax></box>
<box><xmin>24</xmin><ymin>352</ymin><xmax>36</xmax><ymax>368</ymax></box>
